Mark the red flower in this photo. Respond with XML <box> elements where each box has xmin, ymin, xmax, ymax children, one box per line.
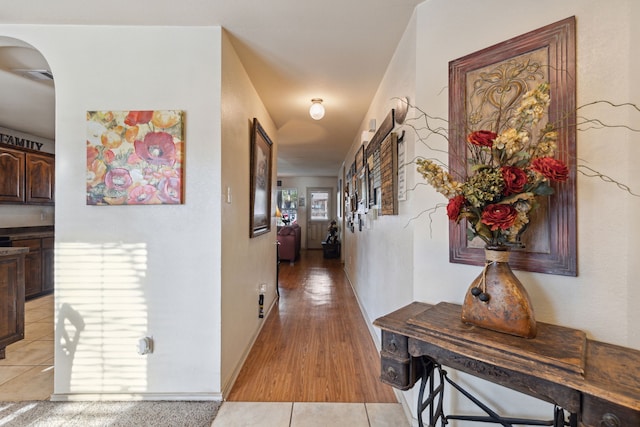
<box><xmin>467</xmin><ymin>130</ymin><xmax>497</xmax><ymax>147</ymax></box>
<box><xmin>481</xmin><ymin>204</ymin><xmax>518</xmax><ymax>231</ymax></box>
<box><xmin>446</xmin><ymin>195</ymin><xmax>465</xmax><ymax>220</ymax></box>
<box><xmin>530</xmin><ymin>157</ymin><xmax>569</xmax><ymax>182</ymax></box>
<box><xmin>103</xmin><ymin>149</ymin><xmax>115</xmax><ymax>164</ymax></box>
<box><xmin>501</xmin><ymin>166</ymin><xmax>528</xmax><ymax>195</ymax></box>
<box><xmin>127</xmin><ymin>185</ymin><xmax>158</xmax><ymax>204</ymax></box>
<box><xmin>105</xmin><ymin>168</ymin><xmax>133</xmax><ymax>191</ymax></box>
<box><xmin>134</xmin><ymin>132</ymin><xmax>176</xmax><ymax>166</ymax></box>
<box><xmin>157</xmin><ymin>177</ymin><xmax>182</xmax><ymax>204</ymax></box>
<box><xmin>125</xmin><ymin>111</ymin><xmax>153</xmax><ymax>126</ymax></box>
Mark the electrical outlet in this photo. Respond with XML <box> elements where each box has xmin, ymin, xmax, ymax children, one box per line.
<box><xmin>137</xmin><ymin>336</ymin><xmax>154</xmax><ymax>355</ymax></box>
<box><xmin>259</xmin><ymin>283</ymin><xmax>267</xmax><ymax>293</ymax></box>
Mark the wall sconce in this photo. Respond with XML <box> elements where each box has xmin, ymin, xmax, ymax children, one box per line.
<box><xmin>309</xmin><ymin>98</ymin><xmax>325</xmax><ymax>120</ymax></box>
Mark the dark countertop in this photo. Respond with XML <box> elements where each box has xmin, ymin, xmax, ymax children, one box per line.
<box><xmin>3</xmin><ymin>231</ymin><xmax>54</xmax><ymax>240</ymax></box>
<box><xmin>0</xmin><ymin>247</ymin><xmax>29</xmax><ymax>256</ymax></box>
<box><xmin>0</xmin><ymin>226</ymin><xmax>54</xmax><ymax>241</ymax></box>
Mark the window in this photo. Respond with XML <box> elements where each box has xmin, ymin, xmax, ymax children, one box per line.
<box><xmin>310</xmin><ymin>190</ymin><xmax>329</xmax><ymax>221</ymax></box>
<box><xmin>277</xmin><ymin>188</ymin><xmax>298</xmax><ymax>226</ymax></box>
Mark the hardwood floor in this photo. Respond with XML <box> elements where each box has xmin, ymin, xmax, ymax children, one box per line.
<box><xmin>227</xmin><ymin>250</ymin><xmax>397</xmax><ymax>403</ymax></box>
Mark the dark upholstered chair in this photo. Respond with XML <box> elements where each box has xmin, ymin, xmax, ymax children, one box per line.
<box><xmin>277</xmin><ymin>224</ymin><xmax>301</xmax><ymax>263</ymax></box>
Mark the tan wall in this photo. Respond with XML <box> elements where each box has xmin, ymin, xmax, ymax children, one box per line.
<box><xmin>220</xmin><ymin>30</ymin><xmax>278</xmax><ymax>396</ymax></box>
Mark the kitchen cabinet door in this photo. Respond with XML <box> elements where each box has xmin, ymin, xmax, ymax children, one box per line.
<box><xmin>26</xmin><ymin>152</ymin><xmax>55</xmax><ymax>205</ymax></box>
<box><xmin>0</xmin><ymin>253</ymin><xmax>25</xmax><ymax>359</ymax></box>
<box><xmin>0</xmin><ymin>147</ymin><xmax>25</xmax><ymax>203</ymax></box>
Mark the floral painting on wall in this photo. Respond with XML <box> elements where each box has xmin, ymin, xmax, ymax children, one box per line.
<box><xmin>86</xmin><ymin>110</ymin><xmax>184</xmax><ymax>205</ymax></box>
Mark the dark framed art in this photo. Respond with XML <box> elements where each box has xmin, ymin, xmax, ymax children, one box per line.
<box><xmin>448</xmin><ymin>16</ymin><xmax>577</xmax><ymax>276</ymax></box>
<box><xmin>355</xmin><ymin>144</ymin><xmax>365</xmax><ymax>173</ymax></box>
<box><xmin>380</xmin><ymin>132</ymin><xmax>399</xmax><ymax>216</ymax></box>
<box><xmin>249</xmin><ymin>118</ymin><xmax>273</xmax><ymax>238</ymax></box>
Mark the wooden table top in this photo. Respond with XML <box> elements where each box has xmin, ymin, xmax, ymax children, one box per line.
<box><xmin>374</xmin><ymin>302</ymin><xmax>640</xmax><ymax>411</ymax></box>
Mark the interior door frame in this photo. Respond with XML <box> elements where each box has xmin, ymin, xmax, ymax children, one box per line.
<box><xmin>306</xmin><ymin>187</ymin><xmax>334</xmax><ymax>249</ymax></box>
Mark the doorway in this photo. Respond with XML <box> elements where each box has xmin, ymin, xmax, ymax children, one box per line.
<box><xmin>306</xmin><ymin>187</ymin><xmax>333</xmax><ymax>249</ymax></box>
<box><xmin>0</xmin><ymin>36</ymin><xmax>55</xmax><ymax>400</ymax></box>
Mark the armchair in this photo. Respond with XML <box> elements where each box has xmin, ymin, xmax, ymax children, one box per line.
<box><xmin>277</xmin><ymin>224</ymin><xmax>301</xmax><ymax>263</ymax></box>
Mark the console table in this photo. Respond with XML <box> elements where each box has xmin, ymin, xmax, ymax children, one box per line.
<box><xmin>373</xmin><ymin>302</ymin><xmax>640</xmax><ymax>427</ymax></box>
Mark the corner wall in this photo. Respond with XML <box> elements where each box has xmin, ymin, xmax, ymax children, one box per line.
<box><xmin>346</xmin><ymin>0</ymin><xmax>640</xmax><ymax>422</ymax></box>
<box><xmin>0</xmin><ymin>24</ymin><xmax>224</xmax><ymax>399</ymax></box>
<box><xmin>220</xmin><ymin>31</ymin><xmax>278</xmax><ymax>395</ymax></box>
<box><xmin>341</xmin><ymin>10</ymin><xmax>417</xmax><ymax>329</ymax></box>
<box><xmin>415</xmin><ymin>0</ymin><xmax>640</xmax><ymax>420</ymax></box>
<box><xmin>413</xmin><ymin>0</ymin><xmax>639</xmax><ymax>350</ymax></box>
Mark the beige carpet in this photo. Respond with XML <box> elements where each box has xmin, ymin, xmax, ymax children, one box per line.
<box><xmin>0</xmin><ymin>401</ymin><xmax>221</xmax><ymax>427</ymax></box>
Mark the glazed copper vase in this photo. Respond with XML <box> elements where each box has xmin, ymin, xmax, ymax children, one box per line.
<box><xmin>461</xmin><ymin>246</ymin><xmax>537</xmax><ymax>338</ymax></box>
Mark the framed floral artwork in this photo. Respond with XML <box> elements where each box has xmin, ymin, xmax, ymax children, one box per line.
<box><xmin>86</xmin><ymin>110</ymin><xmax>184</xmax><ymax>205</ymax></box>
<box><xmin>250</xmin><ymin>118</ymin><xmax>273</xmax><ymax>238</ymax></box>
<box><xmin>448</xmin><ymin>17</ymin><xmax>576</xmax><ymax>276</ymax></box>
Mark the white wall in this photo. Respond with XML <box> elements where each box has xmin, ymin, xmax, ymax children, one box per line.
<box><xmin>0</xmin><ymin>24</ymin><xmax>224</xmax><ymax>400</ymax></box>
<box><xmin>341</xmin><ymin>10</ymin><xmax>417</xmax><ymax>331</ymax></box>
<box><xmin>339</xmin><ymin>11</ymin><xmax>418</xmax><ymax>419</ymax></box>
<box><xmin>220</xmin><ymin>31</ymin><xmax>278</xmax><ymax>395</ymax></box>
<box><xmin>628</xmin><ymin>0</ymin><xmax>640</xmax><ymax>349</ymax></box>
<box><xmin>346</xmin><ymin>0</ymin><xmax>640</xmax><ymax>423</ymax></box>
<box><xmin>413</xmin><ymin>0</ymin><xmax>639</xmax><ymax>348</ymax></box>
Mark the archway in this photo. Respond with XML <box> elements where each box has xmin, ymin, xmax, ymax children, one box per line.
<box><xmin>0</xmin><ymin>36</ymin><xmax>55</xmax><ymax>400</ymax></box>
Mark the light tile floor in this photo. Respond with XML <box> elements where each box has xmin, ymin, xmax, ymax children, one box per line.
<box><xmin>0</xmin><ymin>294</ymin><xmax>54</xmax><ymax>401</ymax></box>
<box><xmin>212</xmin><ymin>402</ymin><xmax>409</xmax><ymax>427</ymax></box>
<box><xmin>0</xmin><ymin>295</ymin><xmax>409</xmax><ymax>426</ymax></box>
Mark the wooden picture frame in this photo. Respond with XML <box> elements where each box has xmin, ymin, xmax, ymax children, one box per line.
<box><xmin>355</xmin><ymin>144</ymin><xmax>365</xmax><ymax>173</ymax></box>
<box><xmin>380</xmin><ymin>132</ymin><xmax>399</xmax><ymax>216</ymax></box>
<box><xmin>448</xmin><ymin>17</ymin><xmax>577</xmax><ymax>276</ymax></box>
<box><xmin>249</xmin><ymin>118</ymin><xmax>273</xmax><ymax>238</ymax></box>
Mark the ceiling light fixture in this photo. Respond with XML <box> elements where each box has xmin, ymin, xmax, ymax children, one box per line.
<box><xmin>309</xmin><ymin>98</ymin><xmax>325</xmax><ymax>120</ymax></box>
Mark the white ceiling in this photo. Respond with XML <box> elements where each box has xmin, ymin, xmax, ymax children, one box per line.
<box><xmin>0</xmin><ymin>0</ymin><xmax>423</xmax><ymax>176</ymax></box>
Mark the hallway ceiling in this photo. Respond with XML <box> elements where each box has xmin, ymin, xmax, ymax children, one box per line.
<box><xmin>0</xmin><ymin>0</ymin><xmax>423</xmax><ymax>177</ymax></box>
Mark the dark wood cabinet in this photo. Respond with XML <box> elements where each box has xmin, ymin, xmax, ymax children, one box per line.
<box><xmin>42</xmin><ymin>237</ymin><xmax>54</xmax><ymax>292</ymax></box>
<box><xmin>0</xmin><ymin>248</ymin><xmax>27</xmax><ymax>359</ymax></box>
<box><xmin>0</xmin><ymin>147</ymin><xmax>25</xmax><ymax>203</ymax></box>
<box><xmin>11</xmin><ymin>236</ymin><xmax>53</xmax><ymax>299</ymax></box>
<box><xmin>0</xmin><ymin>146</ymin><xmax>54</xmax><ymax>205</ymax></box>
<box><xmin>26</xmin><ymin>153</ymin><xmax>55</xmax><ymax>204</ymax></box>
<box><xmin>16</xmin><ymin>239</ymin><xmax>42</xmax><ymax>298</ymax></box>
